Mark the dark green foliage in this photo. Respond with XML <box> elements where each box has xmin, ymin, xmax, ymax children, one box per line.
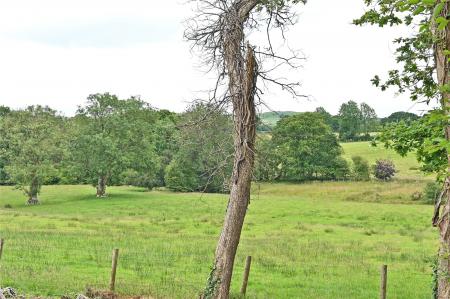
<box><xmin>0</xmin><ymin>158</ymin><xmax>9</xmax><ymax>185</ymax></box>
<box><xmin>315</xmin><ymin>107</ymin><xmax>339</xmax><ymax>132</ymax></box>
<box><xmin>338</xmin><ymin>101</ymin><xmax>361</xmax><ymax>141</ymax></box>
<box><xmin>0</xmin><ymin>106</ymin><xmax>10</xmax><ymax>117</ymax></box>
<box><xmin>432</xmin><ymin>255</ymin><xmax>439</xmax><ymax>299</ymax></box>
<box><xmin>254</xmin><ymin>137</ymin><xmax>282</xmax><ymax>181</ymax></box>
<box><xmin>354</xmin><ymin>0</ymin><xmax>437</xmax><ymax>103</ymax></box>
<box><xmin>151</xmin><ymin>111</ymin><xmax>178</xmax><ymax>187</ymax></box>
<box><xmin>69</xmin><ymin>93</ymin><xmax>161</xmax><ymax>192</ymax></box>
<box><xmin>164</xmin><ymin>103</ymin><xmax>233</xmax><ymax>193</ymax></box>
<box><xmin>372</xmin><ymin>159</ymin><xmax>396</xmax><ymax>180</ymax></box>
<box><xmin>0</xmin><ymin>106</ymin><xmax>66</xmax><ymax>200</ymax></box>
<box><xmin>0</xmin><ymin>106</ymin><xmax>11</xmax><ymax>184</ymax></box>
<box><xmin>165</xmin><ymin>158</ymin><xmax>202</xmax><ymax>192</ymax></box>
<box><xmin>258</xmin><ymin>106</ymin><xmax>379</xmax><ymax>137</ymax></box>
<box><xmin>376</xmin><ymin>110</ymin><xmax>447</xmax><ymax>177</ymax></box>
<box><xmin>272</xmin><ymin>112</ymin><xmax>350</xmax><ymax>181</ymax></box>
<box><xmin>120</xmin><ymin>169</ymin><xmax>158</xmax><ymax>189</ymax></box>
<box><xmin>360</xmin><ymin>103</ymin><xmax>379</xmax><ymax>135</ymax></box>
<box><xmin>337</xmin><ymin>101</ymin><xmax>377</xmax><ymax>141</ymax></box>
<box><xmin>351</xmin><ymin>156</ymin><xmax>370</xmax><ymax>181</ymax></box>
<box><xmin>354</xmin><ymin>2</ymin><xmax>448</xmax><ymax>204</ymax></box>
<box><xmin>381</xmin><ymin>111</ymin><xmax>420</xmax><ymax>125</ymax></box>
<box><xmin>424</xmin><ymin>181</ymin><xmax>441</xmax><ymax>205</ymax></box>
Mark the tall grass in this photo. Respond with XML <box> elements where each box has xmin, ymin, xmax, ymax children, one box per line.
<box><xmin>0</xmin><ymin>180</ymin><xmax>436</xmax><ymax>298</ymax></box>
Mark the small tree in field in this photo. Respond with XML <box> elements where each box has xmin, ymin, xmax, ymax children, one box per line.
<box><xmin>0</xmin><ymin>106</ymin><xmax>65</xmax><ymax>204</ymax></box>
<box><xmin>70</xmin><ymin>93</ymin><xmax>160</xmax><ymax>197</ymax></box>
<box><xmin>272</xmin><ymin>112</ymin><xmax>349</xmax><ymax>181</ymax></box>
<box><xmin>372</xmin><ymin>160</ymin><xmax>396</xmax><ymax>181</ymax></box>
<box><xmin>338</xmin><ymin>100</ymin><xmax>362</xmax><ymax>141</ymax></box>
<box><xmin>351</xmin><ymin>156</ymin><xmax>370</xmax><ymax>181</ymax></box>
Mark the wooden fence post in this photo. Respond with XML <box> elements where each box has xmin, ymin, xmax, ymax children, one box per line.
<box><xmin>380</xmin><ymin>264</ymin><xmax>387</xmax><ymax>299</ymax></box>
<box><xmin>240</xmin><ymin>256</ymin><xmax>252</xmax><ymax>296</ymax></box>
<box><xmin>109</xmin><ymin>248</ymin><xmax>119</xmax><ymax>292</ymax></box>
<box><xmin>0</xmin><ymin>239</ymin><xmax>4</xmax><ymax>261</ymax></box>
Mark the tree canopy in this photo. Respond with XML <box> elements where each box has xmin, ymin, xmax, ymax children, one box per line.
<box><xmin>165</xmin><ymin>103</ymin><xmax>233</xmax><ymax>193</ymax></box>
<box><xmin>271</xmin><ymin>112</ymin><xmax>349</xmax><ymax>181</ymax></box>
<box><xmin>0</xmin><ymin>106</ymin><xmax>66</xmax><ymax>204</ymax></box>
<box><xmin>70</xmin><ymin>93</ymin><xmax>161</xmax><ymax>196</ymax></box>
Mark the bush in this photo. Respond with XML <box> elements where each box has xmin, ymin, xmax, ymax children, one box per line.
<box><xmin>330</xmin><ymin>157</ymin><xmax>351</xmax><ymax>180</ymax></box>
<box><xmin>411</xmin><ymin>191</ymin><xmax>422</xmax><ymax>201</ymax></box>
<box><xmin>164</xmin><ymin>158</ymin><xmax>201</xmax><ymax>192</ymax></box>
<box><xmin>163</xmin><ymin>104</ymin><xmax>233</xmax><ymax>193</ymax></box>
<box><xmin>372</xmin><ymin>159</ymin><xmax>396</xmax><ymax>180</ymax></box>
<box><xmin>120</xmin><ymin>169</ymin><xmax>157</xmax><ymax>190</ymax></box>
<box><xmin>351</xmin><ymin>156</ymin><xmax>370</xmax><ymax>181</ymax></box>
<box><xmin>272</xmin><ymin>112</ymin><xmax>347</xmax><ymax>181</ymax></box>
<box><xmin>424</xmin><ymin>181</ymin><xmax>441</xmax><ymax>205</ymax></box>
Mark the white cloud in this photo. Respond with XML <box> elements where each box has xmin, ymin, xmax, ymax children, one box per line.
<box><xmin>0</xmin><ymin>0</ymin><xmax>436</xmax><ymax>117</ymax></box>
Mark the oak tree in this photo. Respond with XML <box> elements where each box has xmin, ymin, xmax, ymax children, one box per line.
<box><xmin>0</xmin><ymin>106</ymin><xmax>65</xmax><ymax>204</ymax></box>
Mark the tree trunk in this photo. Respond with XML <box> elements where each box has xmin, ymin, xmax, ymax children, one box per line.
<box><xmin>96</xmin><ymin>175</ymin><xmax>107</xmax><ymax>197</ymax></box>
<box><xmin>27</xmin><ymin>194</ymin><xmax>39</xmax><ymax>205</ymax></box>
<box><xmin>204</xmin><ymin>2</ymin><xmax>259</xmax><ymax>298</ymax></box>
<box><xmin>432</xmin><ymin>3</ymin><xmax>450</xmax><ymax>298</ymax></box>
<box><xmin>26</xmin><ymin>176</ymin><xmax>40</xmax><ymax>205</ymax></box>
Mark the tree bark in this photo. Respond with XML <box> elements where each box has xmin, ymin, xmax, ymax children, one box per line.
<box><xmin>27</xmin><ymin>195</ymin><xmax>39</xmax><ymax>205</ymax></box>
<box><xmin>96</xmin><ymin>175</ymin><xmax>107</xmax><ymax>197</ymax></box>
<box><xmin>432</xmin><ymin>3</ymin><xmax>450</xmax><ymax>298</ymax></box>
<box><xmin>204</xmin><ymin>2</ymin><xmax>259</xmax><ymax>298</ymax></box>
<box><xmin>26</xmin><ymin>175</ymin><xmax>40</xmax><ymax>205</ymax></box>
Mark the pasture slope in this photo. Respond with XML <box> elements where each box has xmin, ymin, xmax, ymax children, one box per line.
<box><xmin>0</xmin><ymin>142</ymin><xmax>437</xmax><ymax>298</ymax></box>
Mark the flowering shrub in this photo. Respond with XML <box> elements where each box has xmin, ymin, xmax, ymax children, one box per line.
<box><xmin>372</xmin><ymin>159</ymin><xmax>396</xmax><ymax>180</ymax></box>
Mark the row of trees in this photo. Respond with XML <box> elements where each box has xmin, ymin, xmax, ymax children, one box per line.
<box><xmin>256</xmin><ymin>112</ymin><xmax>348</xmax><ymax>181</ymax></box>
<box><xmin>0</xmin><ymin>95</ymin><xmax>235</xmax><ymax>203</ymax></box>
<box><xmin>304</xmin><ymin>101</ymin><xmax>418</xmax><ymax>142</ymax></box>
<box><xmin>255</xmin><ymin>112</ymin><xmax>396</xmax><ymax>182</ymax></box>
<box><xmin>315</xmin><ymin>101</ymin><xmax>378</xmax><ymax>141</ymax></box>
<box><xmin>1</xmin><ymin>96</ymin><xmax>397</xmax><ymax>205</ymax></box>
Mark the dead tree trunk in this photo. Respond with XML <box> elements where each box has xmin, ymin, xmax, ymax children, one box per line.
<box><xmin>432</xmin><ymin>3</ymin><xmax>450</xmax><ymax>298</ymax></box>
<box><xmin>96</xmin><ymin>175</ymin><xmax>107</xmax><ymax>197</ymax></box>
<box><xmin>204</xmin><ymin>4</ymin><xmax>259</xmax><ymax>299</ymax></box>
<box><xmin>185</xmin><ymin>1</ymin><xmax>304</xmax><ymax>297</ymax></box>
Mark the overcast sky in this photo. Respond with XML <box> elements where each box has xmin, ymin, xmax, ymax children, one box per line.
<box><xmin>0</xmin><ymin>0</ymin><xmax>436</xmax><ymax>117</ymax></box>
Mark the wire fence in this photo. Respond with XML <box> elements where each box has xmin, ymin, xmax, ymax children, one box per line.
<box><xmin>0</xmin><ymin>237</ymin><xmax>434</xmax><ymax>298</ymax></box>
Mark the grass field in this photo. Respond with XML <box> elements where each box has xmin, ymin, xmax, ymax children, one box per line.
<box><xmin>341</xmin><ymin>141</ymin><xmax>428</xmax><ymax>180</ymax></box>
<box><xmin>0</xmin><ymin>142</ymin><xmax>439</xmax><ymax>298</ymax></box>
<box><xmin>258</xmin><ymin>111</ymin><xmax>298</xmax><ymax>129</ymax></box>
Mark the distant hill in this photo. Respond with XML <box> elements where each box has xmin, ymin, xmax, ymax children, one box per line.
<box><xmin>258</xmin><ymin>111</ymin><xmax>299</xmax><ymax>131</ymax></box>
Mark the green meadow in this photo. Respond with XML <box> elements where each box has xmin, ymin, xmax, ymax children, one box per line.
<box><xmin>341</xmin><ymin>141</ymin><xmax>427</xmax><ymax>180</ymax></box>
<box><xmin>0</xmin><ymin>142</ymin><xmax>438</xmax><ymax>298</ymax></box>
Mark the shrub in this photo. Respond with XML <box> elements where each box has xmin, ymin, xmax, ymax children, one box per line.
<box><xmin>331</xmin><ymin>157</ymin><xmax>351</xmax><ymax>180</ymax></box>
<box><xmin>351</xmin><ymin>156</ymin><xmax>370</xmax><ymax>181</ymax></box>
<box><xmin>411</xmin><ymin>191</ymin><xmax>422</xmax><ymax>201</ymax></box>
<box><xmin>164</xmin><ymin>158</ymin><xmax>201</xmax><ymax>192</ymax></box>
<box><xmin>120</xmin><ymin>169</ymin><xmax>157</xmax><ymax>190</ymax></box>
<box><xmin>424</xmin><ymin>181</ymin><xmax>441</xmax><ymax>205</ymax></box>
<box><xmin>272</xmin><ymin>112</ymin><xmax>347</xmax><ymax>181</ymax></box>
<box><xmin>372</xmin><ymin>159</ymin><xmax>396</xmax><ymax>180</ymax></box>
<box><xmin>164</xmin><ymin>103</ymin><xmax>233</xmax><ymax>193</ymax></box>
